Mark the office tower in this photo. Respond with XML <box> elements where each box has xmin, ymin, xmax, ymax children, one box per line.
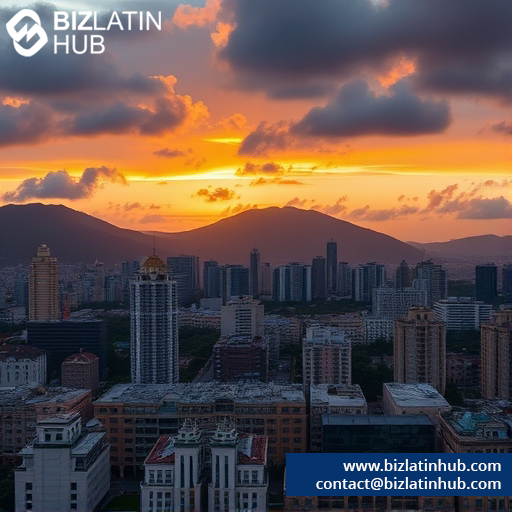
<box><xmin>395</xmin><ymin>260</ymin><xmax>412</xmax><ymax>289</ymax></box>
<box><xmin>15</xmin><ymin>414</ymin><xmax>110</xmax><ymax>512</ymax></box>
<box><xmin>326</xmin><ymin>240</ymin><xmax>337</xmax><ymax>294</ymax></box>
<box><xmin>29</xmin><ymin>244</ymin><xmax>59</xmax><ymax>321</ymax></box>
<box><xmin>394</xmin><ymin>307</ymin><xmax>446</xmax><ymax>394</ymax></box>
<box><xmin>0</xmin><ymin>346</ymin><xmax>46</xmax><ymax>387</ymax></box>
<box><xmin>131</xmin><ymin>254</ymin><xmax>179</xmax><ymax>384</ymax></box>
<box><xmin>302</xmin><ymin>326</ymin><xmax>351</xmax><ymax>387</ymax></box>
<box><xmin>272</xmin><ymin>263</ymin><xmax>311</xmax><ymax>302</ymax></box>
<box><xmin>433</xmin><ymin>298</ymin><xmax>493</xmax><ymax>331</ymax></box>
<box><xmin>204</xmin><ymin>260</ymin><xmax>221</xmax><ymax>298</ymax></box>
<box><xmin>92</xmin><ymin>260</ymin><xmax>105</xmax><ymax>302</ymax></box>
<box><xmin>503</xmin><ymin>264</ymin><xmax>512</xmax><ymax>300</ymax></box>
<box><xmin>221</xmin><ymin>296</ymin><xmax>264</xmax><ymax>338</ymax></box>
<box><xmin>27</xmin><ymin>319</ymin><xmax>107</xmax><ymax>371</ymax></box>
<box><xmin>311</xmin><ymin>256</ymin><xmax>327</xmax><ymax>299</ymax></box>
<box><xmin>372</xmin><ymin>287</ymin><xmax>428</xmax><ymax>319</ymax></box>
<box><xmin>122</xmin><ymin>260</ymin><xmax>139</xmax><ymax>304</ymax></box>
<box><xmin>249</xmin><ymin>248</ymin><xmax>261</xmax><ymax>297</ymax></box>
<box><xmin>260</xmin><ymin>262</ymin><xmax>272</xmax><ymax>297</ymax></box>
<box><xmin>221</xmin><ymin>265</ymin><xmax>250</xmax><ymax>304</ymax></box>
<box><xmin>167</xmin><ymin>255</ymin><xmax>200</xmax><ymax>306</ymax></box>
<box><xmin>352</xmin><ymin>262</ymin><xmax>386</xmax><ymax>302</ymax></box>
<box><xmin>413</xmin><ymin>260</ymin><xmax>447</xmax><ymax>305</ymax></box>
<box><xmin>61</xmin><ymin>352</ymin><xmax>100</xmax><ymax>391</ymax></box>
<box><xmin>337</xmin><ymin>262</ymin><xmax>352</xmax><ymax>298</ymax></box>
<box><xmin>213</xmin><ymin>335</ymin><xmax>269</xmax><ymax>382</ymax></box>
<box><xmin>480</xmin><ymin>309</ymin><xmax>512</xmax><ymax>400</ymax></box>
<box><xmin>475</xmin><ymin>264</ymin><xmax>498</xmax><ymax>304</ymax></box>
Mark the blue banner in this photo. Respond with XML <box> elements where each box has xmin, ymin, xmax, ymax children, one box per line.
<box><xmin>286</xmin><ymin>453</ymin><xmax>512</xmax><ymax>496</ymax></box>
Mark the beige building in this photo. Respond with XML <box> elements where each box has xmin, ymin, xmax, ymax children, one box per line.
<box><xmin>394</xmin><ymin>307</ymin><xmax>446</xmax><ymax>394</ymax></box>
<box><xmin>481</xmin><ymin>309</ymin><xmax>512</xmax><ymax>399</ymax></box>
<box><xmin>29</xmin><ymin>244</ymin><xmax>59</xmax><ymax>322</ymax></box>
<box><xmin>61</xmin><ymin>352</ymin><xmax>100</xmax><ymax>391</ymax></box>
<box><xmin>221</xmin><ymin>296</ymin><xmax>264</xmax><ymax>339</ymax></box>
<box><xmin>94</xmin><ymin>382</ymin><xmax>306</xmax><ymax>476</ymax></box>
<box><xmin>302</xmin><ymin>326</ymin><xmax>351</xmax><ymax>387</ymax></box>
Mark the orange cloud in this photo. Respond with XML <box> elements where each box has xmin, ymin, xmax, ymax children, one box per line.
<box><xmin>378</xmin><ymin>55</ymin><xmax>417</xmax><ymax>88</ymax></box>
<box><xmin>172</xmin><ymin>0</ymin><xmax>222</xmax><ymax>29</ymax></box>
<box><xmin>211</xmin><ymin>22</ymin><xmax>235</xmax><ymax>48</ymax></box>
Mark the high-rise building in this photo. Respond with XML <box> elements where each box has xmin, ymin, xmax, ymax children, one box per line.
<box><xmin>311</xmin><ymin>256</ymin><xmax>327</xmax><ymax>299</ymax></box>
<box><xmin>433</xmin><ymin>298</ymin><xmax>493</xmax><ymax>331</ymax></box>
<box><xmin>15</xmin><ymin>414</ymin><xmax>110</xmax><ymax>512</ymax></box>
<box><xmin>61</xmin><ymin>352</ymin><xmax>100</xmax><ymax>391</ymax></box>
<box><xmin>394</xmin><ymin>307</ymin><xmax>446</xmax><ymax>394</ymax></box>
<box><xmin>29</xmin><ymin>244</ymin><xmax>59</xmax><ymax>321</ymax></box>
<box><xmin>204</xmin><ymin>260</ymin><xmax>221</xmax><ymax>299</ymax></box>
<box><xmin>475</xmin><ymin>264</ymin><xmax>498</xmax><ymax>304</ymax></box>
<box><xmin>14</xmin><ymin>274</ymin><xmax>29</xmax><ymax>315</ymax></box>
<box><xmin>480</xmin><ymin>309</ymin><xmax>512</xmax><ymax>400</ymax></box>
<box><xmin>414</xmin><ymin>261</ymin><xmax>447</xmax><ymax>306</ymax></box>
<box><xmin>249</xmin><ymin>248</ymin><xmax>261</xmax><ymax>297</ymax></box>
<box><xmin>352</xmin><ymin>262</ymin><xmax>386</xmax><ymax>302</ymax></box>
<box><xmin>131</xmin><ymin>254</ymin><xmax>179</xmax><ymax>384</ymax></box>
<box><xmin>272</xmin><ymin>263</ymin><xmax>311</xmax><ymax>302</ymax></box>
<box><xmin>337</xmin><ymin>262</ymin><xmax>352</xmax><ymax>298</ymax></box>
<box><xmin>221</xmin><ymin>296</ymin><xmax>264</xmax><ymax>338</ymax></box>
<box><xmin>302</xmin><ymin>326</ymin><xmax>351</xmax><ymax>387</ymax></box>
<box><xmin>395</xmin><ymin>260</ymin><xmax>412</xmax><ymax>289</ymax></box>
<box><xmin>326</xmin><ymin>240</ymin><xmax>338</xmax><ymax>294</ymax></box>
<box><xmin>260</xmin><ymin>262</ymin><xmax>272</xmax><ymax>297</ymax></box>
<box><xmin>167</xmin><ymin>255</ymin><xmax>199</xmax><ymax>306</ymax></box>
<box><xmin>221</xmin><ymin>265</ymin><xmax>250</xmax><ymax>304</ymax></box>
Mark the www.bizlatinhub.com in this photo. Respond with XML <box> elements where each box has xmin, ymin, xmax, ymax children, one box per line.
<box><xmin>316</xmin><ymin>459</ymin><xmax>502</xmax><ymax>491</ymax></box>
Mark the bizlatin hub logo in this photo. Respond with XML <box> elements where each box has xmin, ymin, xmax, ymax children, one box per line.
<box><xmin>6</xmin><ymin>9</ymin><xmax>162</xmax><ymax>56</ymax></box>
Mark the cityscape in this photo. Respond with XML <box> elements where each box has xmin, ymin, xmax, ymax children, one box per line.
<box><xmin>1</xmin><ymin>0</ymin><xmax>511</xmax><ymax>511</ymax></box>
<box><xmin>0</xmin><ymin>233</ymin><xmax>511</xmax><ymax>511</ymax></box>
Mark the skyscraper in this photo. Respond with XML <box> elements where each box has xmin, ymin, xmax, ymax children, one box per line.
<box><xmin>326</xmin><ymin>239</ymin><xmax>338</xmax><ymax>294</ymax></box>
<box><xmin>220</xmin><ymin>265</ymin><xmax>250</xmax><ymax>304</ymax></box>
<box><xmin>249</xmin><ymin>248</ymin><xmax>261</xmax><ymax>297</ymax></box>
<box><xmin>29</xmin><ymin>244</ymin><xmax>60</xmax><ymax>321</ymax></box>
<box><xmin>337</xmin><ymin>262</ymin><xmax>352</xmax><ymax>297</ymax></box>
<box><xmin>394</xmin><ymin>307</ymin><xmax>446</xmax><ymax>394</ymax></box>
<box><xmin>395</xmin><ymin>260</ymin><xmax>412</xmax><ymax>289</ymax></box>
<box><xmin>311</xmin><ymin>256</ymin><xmax>327</xmax><ymax>299</ymax></box>
<box><xmin>352</xmin><ymin>262</ymin><xmax>386</xmax><ymax>302</ymax></box>
<box><xmin>131</xmin><ymin>254</ymin><xmax>178</xmax><ymax>384</ymax></box>
<box><xmin>167</xmin><ymin>255</ymin><xmax>200</xmax><ymax>306</ymax></box>
<box><xmin>475</xmin><ymin>264</ymin><xmax>498</xmax><ymax>304</ymax></box>
<box><xmin>413</xmin><ymin>260</ymin><xmax>447</xmax><ymax>305</ymax></box>
<box><xmin>260</xmin><ymin>262</ymin><xmax>272</xmax><ymax>297</ymax></box>
<box><xmin>503</xmin><ymin>264</ymin><xmax>512</xmax><ymax>300</ymax></box>
<box><xmin>272</xmin><ymin>264</ymin><xmax>311</xmax><ymax>302</ymax></box>
<box><xmin>203</xmin><ymin>260</ymin><xmax>221</xmax><ymax>298</ymax></box>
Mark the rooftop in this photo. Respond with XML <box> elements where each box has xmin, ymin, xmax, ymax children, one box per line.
<box><xmin>63</xmin><ymin>352</ymin><xmax>99</xmax><ymax>364</ymax></box>
<box><xmin>95</xmin><ymin>382</ymin><xmax>305</xmax><ymax>405</ymax></box>
<box><xmin>0</xmin><ymin>345</ymin><xmax>46</xmax><ymax>362</ymax></box>
<box><xmin>145</xmin><ymin>436</ymin><xmax>176</xmax><ymax>464</ymax></box>
<box><xmin>72</xmin><ymin>432</ymin><xmax>106</xmax><ymax>457</ymax></box>
<box><xmin>310</xmin><ymin>384</ymin><xmax>367</xmax><ymax>409</ymax></box>
<box><xmin>322</xmin><ymin>414</ymin><xmax>434</xmax><ymax>427</ymax></box>
<box><xmin>237</xmin><ymin>435</ymin><xmax>267</xmax><ymax>465</ymax></box>
<box><xmin>384</xmin><ymin>383</ymin><xmax>451</xmax><ymax>409</ymax></box>
<box><xmin>0</xmin><ymin>387</ymin><xmax>90</xmax><ymax>408</ymax></box>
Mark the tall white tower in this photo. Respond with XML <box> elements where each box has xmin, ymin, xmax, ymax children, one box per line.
<box><xmin>130</xmin><ymin>254</ymin><xmax>178</xmax><ymax>384</ymax></box>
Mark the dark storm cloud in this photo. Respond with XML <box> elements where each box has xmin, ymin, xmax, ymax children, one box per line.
<box><xmin>238</xmin><ymin>122</ymin><xmax>293</xmax><ymax>156</ymax></box>
<box><xmin>2</xmin><ymin>167</ymin><xmax>127</xmax><ymax>202</ymax></box>
<box><xmin>219</xmin><ymin>0</ymin><xmax>512</xmax><ymax>101</ymax></box>
<box><xmin>292</xmin><ymin>79</ymin><xmax>451</xmax><ymax>137</ymax></box>
<box><xmin>0</xmin><ymin>102</ymin><xmax>55</xmax><ymax>146</ymax></box>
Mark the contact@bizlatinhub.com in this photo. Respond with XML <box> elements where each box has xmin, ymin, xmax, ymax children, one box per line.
<box><xmin>315</xmin><ymin>458</ymin><xmax>502</xmax><ymax>491</ymax></box>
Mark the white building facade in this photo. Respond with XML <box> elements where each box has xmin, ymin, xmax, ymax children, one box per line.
<box><xmin>0</xmin><ymin>346</ymin><xmax>46</xmax><ymax>387</ymax></box>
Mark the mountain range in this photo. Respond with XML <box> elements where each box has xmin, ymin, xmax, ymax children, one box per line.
<box><xmin>0</xmin><ymin>203</ymin><xmax>421</xmax><ymax>266</ymax></box>
<box><xmin>0</xmin><ymin>203</ymin><xmax>508</xmax><ymax>267</ymax></box>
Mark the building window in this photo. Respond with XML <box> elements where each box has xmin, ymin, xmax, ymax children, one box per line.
<box><xmin>70</xmin><ymin>483</ymin><xmax>77</xmax><ymax>490</ymax></box>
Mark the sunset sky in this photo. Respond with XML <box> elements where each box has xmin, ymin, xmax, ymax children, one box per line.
<box><xmin>0</xmin><ymin>0</ymin><xmax>510</xmax><ymax>242</ymax></box>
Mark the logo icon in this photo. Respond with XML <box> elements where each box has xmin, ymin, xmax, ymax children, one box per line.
<box><xmin>6</xmin><ymin>9</ymin><xmax>48</xmax><ymax>57</ymax></box>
